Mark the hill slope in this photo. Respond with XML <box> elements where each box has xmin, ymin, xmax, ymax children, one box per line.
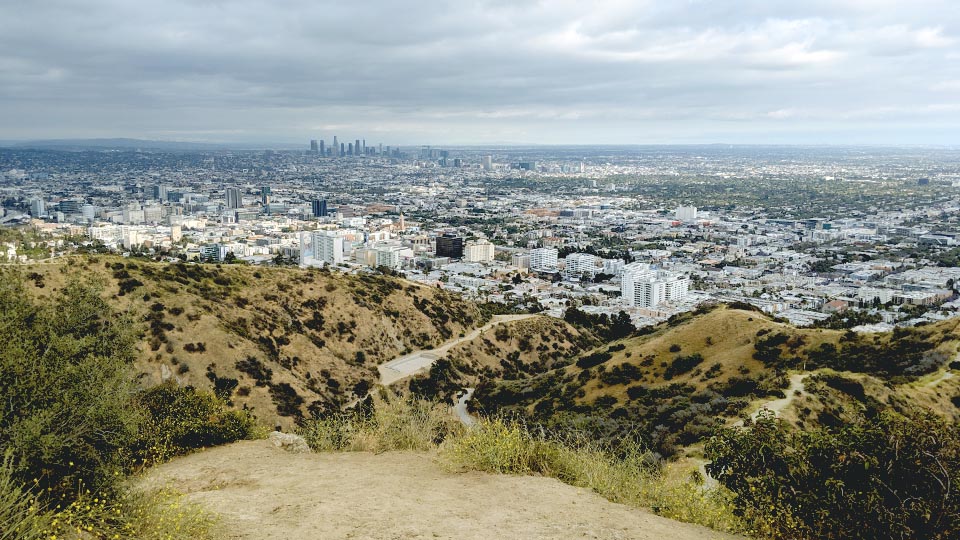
<box><xmin>12</xmin><ymin>256</ymin><xmax>487</xmax><ymax>426</ymax></box>
<box><xmin>475</xmin><ymin>304</ymin><xmax>960</xmax><ymax>457</ymax></box>
<box><xmin>143</xmin><ymin>440</ymin><xmax>744</xmax><ymax>540</ymax></box>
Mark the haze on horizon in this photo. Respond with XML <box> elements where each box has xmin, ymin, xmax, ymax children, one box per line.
<box><xmin>1</xmin><ymin>0</ymin><xmax>958</xmax><ymax>146</ymax></box>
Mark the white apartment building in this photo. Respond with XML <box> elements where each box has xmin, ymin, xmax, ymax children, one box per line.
<box><xmin>675</xmin><ymin>206</ymin><xmax>698</xmax><ymax>222</ymax></box>
<box><xmin>529</xmin><ymin>247</ymin><xmax>559</xmax><ymax>273</ymax></box>
<box><xmin>372</xmin><ymin>242</ymin><xmax>413</xmax><ymax>270</ymax></box>
<box><xmin>602</xmin><ymin>258</ymin><xmax>625</xmax><ymax>277</ymax></box>
<box><xmin>563</xmin><ymin>253</ymin><xmax>599</xmax><ymax>278</ymax></box>
<box><xmin>621</xmin><ymin>262</ymin><xmax>690</xmax><ymax>308</ymax></box>
<box><xmin>511</xmin><ymin>253</ymin><xmax>530</xmax><ymax>271</ymax></box>
<box><xmin>464</xmin><ymin>239</ymin><xmax>495</xmax><ymax>263</ymax></box>
<box><xmin>300</xmin><ymin>230</ymin><xmax>345</xmax><ymax>267</ymax></box>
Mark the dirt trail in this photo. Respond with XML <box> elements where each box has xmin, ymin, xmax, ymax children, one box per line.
<box><xmin>735</xmin><ymin>373</ymin><xmax>808</xmax><ymax>427</ymax></box>
<box><xmin>144</xmin><ymin>441</ymin><xmax>744</xmax><ymax>540</ymax></box>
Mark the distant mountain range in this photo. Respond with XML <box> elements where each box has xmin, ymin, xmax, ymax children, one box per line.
<box><xmin>0</xmin><ymin>138</ymin><xmax>300</xmax><ymax>151</ymax></box>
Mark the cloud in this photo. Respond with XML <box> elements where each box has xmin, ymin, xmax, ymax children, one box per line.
<box><xmin>0</xmin><ymin>0</ymin><xmax>957</xmax><ymax>144</ymax></box>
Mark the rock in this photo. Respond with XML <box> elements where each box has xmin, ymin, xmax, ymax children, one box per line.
<box><xmin>268</xmin><ymin>431</ymin><xmax>312</xmax><ymax>454</ymax></box>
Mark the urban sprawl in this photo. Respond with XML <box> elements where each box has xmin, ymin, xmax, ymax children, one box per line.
<box><xmin>3</xmin><ymin>143</ymin><xmax>960</xmax><ymax>331</ymax></box>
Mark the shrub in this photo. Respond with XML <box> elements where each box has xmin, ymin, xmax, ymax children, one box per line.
<box><xmin>706</xmin><ymin>410</ymin><xmax>960</xmax><ymax>540</ymax></box>
<box><xmin>664</xmin><ymin>353</ymin><xmax>704</xmax><ymax>380</ymax></box>
<box><xmin>235</xmin><ymin>356</ymin><xmax>273</xmax><ymax>386</ymax></box>
<box><xmin>0</xmin><ymin>276</ymin><xmax>139</xmax><ymax>500</ymax></box>
<box><xmin>270</xmin><ymin>383</ymin><xmax>304</xmax><ymax>417</ymax></box>
<box><xmin>134</xmin><ymin>383</ymin><xmax>260</xmax><ymax>464</ymax></box>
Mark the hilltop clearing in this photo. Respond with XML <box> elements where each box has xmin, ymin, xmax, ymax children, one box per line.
<box><xmin>9</xmin><ymin>256</ymin><xmax>486</xmax><ymax>426</ymax></box>
<box><xmin>143</xmin><ymin>440</ymin><xmax>744</xmax><ymax>540</ymax></box>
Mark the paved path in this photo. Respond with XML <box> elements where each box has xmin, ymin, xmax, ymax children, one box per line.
<box><xmin>378</xmin><ymin>314</ymin><xmax>535</xmax><ymax>385</ymax></box>
<box><xmin>454</xmin><ymin>388</ymin><xmax>477</xmax><ymax>427</ymax></box>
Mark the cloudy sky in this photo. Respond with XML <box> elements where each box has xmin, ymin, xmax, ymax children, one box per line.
<box><xmin>1</xmin><ymin>0</ymin><xmax>958</xmax><ymax>145</ymax></box>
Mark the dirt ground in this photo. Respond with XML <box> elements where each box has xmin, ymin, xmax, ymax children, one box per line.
<box><xmin>143</xmin><ymin>440</ymin><xmax>744</xmax><ymax>540</ymax></box>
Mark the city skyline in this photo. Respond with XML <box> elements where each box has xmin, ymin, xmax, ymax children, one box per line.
<box><xmin>1</xmin><ymin>1</ymin><xmax>958</xmax><ymax>145</ymax></box>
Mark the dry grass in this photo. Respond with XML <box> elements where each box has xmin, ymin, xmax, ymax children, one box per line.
<box><xmin>298</xmin><ymin>391</ymin><xmax>463</xmax><ymax>453</ymax></box>
<box><xmin>439</xmin><ymin>418</ymin><xmax>745</xmax><ymax>534</ymax></box>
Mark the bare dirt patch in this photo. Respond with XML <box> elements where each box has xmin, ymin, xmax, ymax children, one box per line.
<box><xmin>143</xmin><ymin>440</ymin><xmax>743</xmax><ymax>540</ymax></box>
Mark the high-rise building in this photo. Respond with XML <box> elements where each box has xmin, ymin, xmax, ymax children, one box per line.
<box><xmin>332</xmin><ymin>136</ymin><xmax>338</xmax><ymax>156</ymax></box>
<box><xmin>311</xmin><ymin>199</ymin><xmax>328</xmax><ymax>218</ymax></box>
<box><xmin>675</xmin><ymin>206</ymin><xmax>698</xmax><ymax>222</ymax></box>
<box><xmin>435</xmin><ymin>233</ymin><xmax>464</xmax><ymax>259</ymax></box>
<box><xmin>299</xmin><ymin>231</ymin><xmax>344</xmax><ymax>267</ymax></box>
<box><xmin>319</xmin><ymin>139</ymin><xmax>325</xmax><ymax>156</ymax></box>
<box><xmin>348</xmin><ymin>142</ymin><xmax>353</xmax><ymax>156</ymax></box>
<box><xmin>621</xmin><ymin>263</ymin><xmax>689</xmax><ymax>308</ymax></box>
<box><xmin>260</xmin><ymin>186</ymin><xmax>271</xmax><ymax>206</ymax></box>
<box><xmin>464</xmin><ymin>240</ymin><xmax>495</xmax><ymax>263</ymax></box>
<box><xmin>481</xmin><ymin>155</ymin><xmax>493</xmax><ymax>171</ymax></box>
<box><xmin>355</xmin><ymin>139</ymin><xmax>361</xmax><ymax>156</ymax></box>
<box><xmin>152</xmin><ymin>184</ymin><xmax>169</xmax><ymax>201</ymax></box>
<box><xmin>310</xmin><ymin>139</ymin><xmax>318</xmax><ymax>153</ymax></box>
<box><xmin>340</xmin><ymin>143</ymin><xmax>345</xmax><ymax>157</ymax></box>
<box><xmin>564</xmin><ymin>253</ymin><xmax>599</xmax><ymax>278</ymax></box>
<box><xmin>225</xmin><ymin>187</ymin><xmax>242</xmax><ymax>209</ymax></box>
<box><xmin>29</xmin><ymin>198</ymin><xmax>45</xmax><ymax>217</ymax></box>
<box><xmin>529</xmin><ymin>247</ymin><xmax>559</xmax><ymax>273</ymax></box>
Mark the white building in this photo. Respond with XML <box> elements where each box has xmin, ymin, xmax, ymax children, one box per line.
<box><xmin>464</xmin><ymin>239</ymin><xmax>495</xmax><ymax>263</ymax></box>
<box><xmin>511</xmin><ymin>253</ymin><xmax>530</xmax><ymax>271</ymax></box>
<box><xmin>529</xmin><ymin>247</ymin><xmax>559</xmax><ymax>273</ymax></box>
<box><xmin>372</xmin><ymin>243</ymin><xmax>413</xmax><ymax>270</ymax></box>
<box><xmin>621</xmin><ymin>262</ymin><xmax>690</xmax><ymax>308</ymax></box>
<box><xmin>564</xmin><ymin>253</ymin><xmax>599</xmax><ymax>278</ymax></box>
<box><xmin>675</xmin><ymin>206</ymin><xmax>698</xmax><ymax>222</ymax></box>
<box><xmin>299</xmin><ymin>230</ymin><xmax>345</xmax><ymax>267</ymax></box>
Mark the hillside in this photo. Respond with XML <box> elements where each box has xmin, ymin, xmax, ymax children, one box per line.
<box><xmin>475</xmin><ymin>304</ymin><xmax>960</xmax><ymax>457</ymax></box>
<box><xmin>402</xmin><ymin>315</ymin><xmax>601</xmax><ymax>401</ymax></box>
<box><xmin>10</xmin><ymin>256</ymin><xmax>487</xmax><ymax>426</ymax></box>
<box><xmin>143</xmin><ymin>440</ymin><xmax>744</xmax><ymax>540</ymax></box>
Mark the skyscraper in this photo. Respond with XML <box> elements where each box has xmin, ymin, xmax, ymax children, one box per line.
<box><xmin>310</xmin><ymin>139</ymin><xmax>318</xmax><ymax>153</ymax></box>
<box><xmin>225</xmin><ymin>187</ymin><xmax>242</xmax><ymax>209</ymax></box>
<box><xmin>340</xmin><ymin>143</ymin><xmax>345</xmax><ymax>157</ymax></box>
<box><xmin>332</xmin><ymin>136</ymin><xmax>338</xmax><ymax>157</ymax></box>
<box><xmin>311</xmin><ymin>199</ymin><xmax>328</xmax><ymax>218</ymax></box>
<box><xmin>319</xmin><ymin>139</ymin><xmax>325</xmax><ymax>156</ymax></box>
<box><xmin>482</xmin><ymin>155</ymin><xmax>493</xmax><ymax>171</ymax></box>
<box><xmin>355</xmin><ymin>139</ymin><xmax>360</xmax><ymax>156</ymax></box>
<box><xmin>348</xmin><ymin>142</ymin><xmax>353</xmax><ymax>156</ymax></box>
<box><xmin>261</xmin><ymin>186</ymin><xmax>271</xmax><ymax>206</ymax></box>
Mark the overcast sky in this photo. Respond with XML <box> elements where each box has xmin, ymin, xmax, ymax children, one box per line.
<box><xmin>1</xmin><ymin>0</ymin><xmax>958</xmax><ymax>145</ymax></box>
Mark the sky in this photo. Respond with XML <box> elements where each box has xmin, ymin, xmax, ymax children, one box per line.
<box><xmin>1</xmin><ymin>0</ymin><xmax>959</xmax><ymax>146</ymax></box>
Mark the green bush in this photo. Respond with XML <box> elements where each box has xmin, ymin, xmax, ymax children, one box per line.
<box><xmin>706</xmin><ymin>410</ymin><xmax>960</xmax><ymax>539</ymax></box>
<box><xmin>664</xmin><ymin>353</ymin><xmax>704</xmax><ymax>380</ymax></box>
<box><xmin>134</xmin><ymin>383</ymin><xmax>260</xmax><ymax>464</ymax></box>
<box><xmin>0</xmin><ymin>275</ymin><xmax>139</xmax><ymax>500</ymax></box>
